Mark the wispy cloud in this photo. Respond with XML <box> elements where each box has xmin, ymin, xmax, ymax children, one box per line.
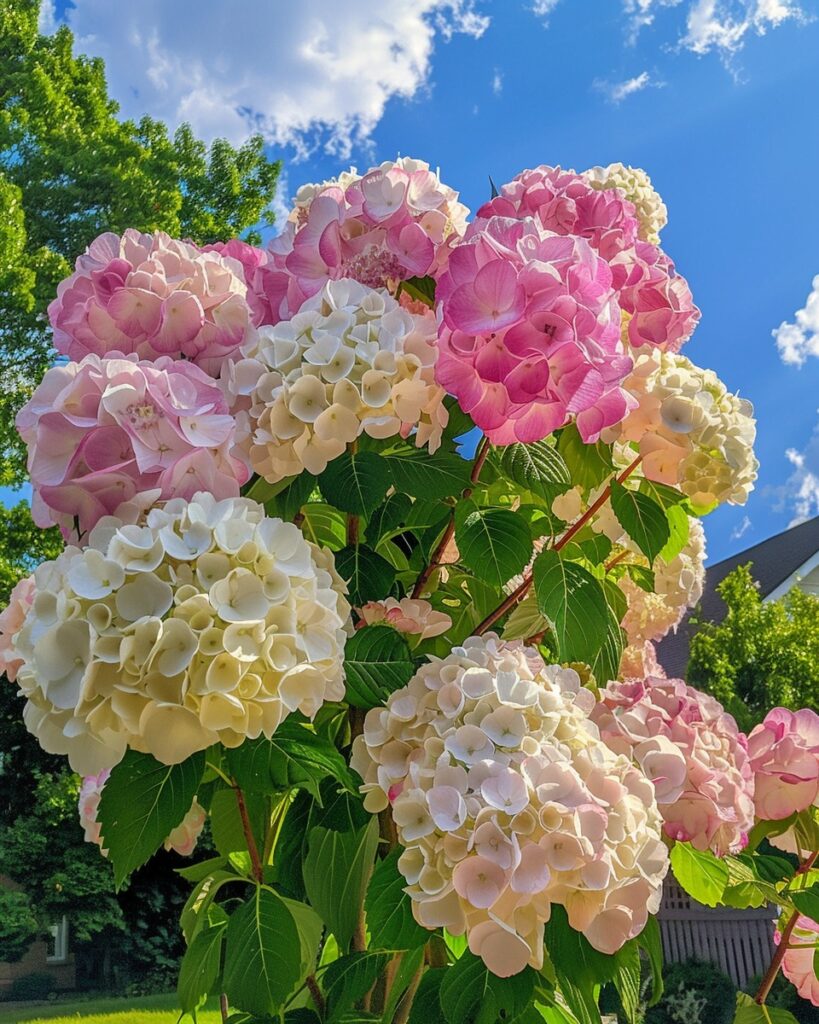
<box><xmin>773</xmin><ymin>274</ymin><xmax>819</xmax><ymax>367</ymax></box>
<box><xmin>491</xmin><ymin>69</ymin><xmax>504</xmax><ymax>95</ymax></box>
<box><xmin>530</xmin><ymin>0</ymin><xmax>563</xmax><ymax>22</ymax></box>
<box><xmin>594</xmin><ymin>70</ymin><xmax>661</xmax><ymax>104</ymax></box>
<box><xmin>730</xmin><ymin>515</ymin><xmax>752</xmax><ymax>541</ymax></box>
<box><xmin>768</xmin><ymin>432</ymin><xmax>819</xmax><ymax>526</ymax></box>
<box><xmin>62</xmin><ymin>0</ymin><xmax>489</xmax><ymax>156</ymax></box>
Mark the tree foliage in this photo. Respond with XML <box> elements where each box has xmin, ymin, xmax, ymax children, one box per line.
<box><xmin>688</xmin><ymin>563</ymin><xmax>819</xmax><ymax>731</ymax></box>
<box><xmin>0</xmin><ymin>0</ymin><xmax>281</xmax><ymax>488</ymax></box>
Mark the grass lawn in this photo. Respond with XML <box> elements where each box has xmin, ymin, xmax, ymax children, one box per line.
<box><xmin>0</xmin><ymin>992</ymin><xmax>220</xmax><ymax>1024</ymax></box>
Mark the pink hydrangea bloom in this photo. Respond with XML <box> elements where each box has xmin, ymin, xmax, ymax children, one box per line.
<box><xmin>48</xmin><ymin>230</ymin><xmax>253</xmax><ymax>376</ymax></box>
<box><xmin>747</xmin><ymin>708</ymin><xmax>819</xmax><ymax>821</ymax></box>
<box><xmin>436</xmin><ymin>215</ymin><xmax>634</xmax><ymax>445</ymax></box>
<box><xmin>17</xmin><ymin>353</ymin><xmax>248</xmax><ymax>538</ymax></box>
<box><xmin>357</xmin><ymin>598</ymin><xmax>452</xmax><ymax>640</ymax></box>
<box><xmin>592</xmin><ymin>677</ymin><xmax>755</xmax><ymax>855</ymax></box>
<box><xmin>79</xmin><ymin>771</ymin><xmax>205</xmax><ymax>857</ymax></box>
<box><xmin>779</xmin><ymin>915</ymin><xmax>819</xmax><ymax>1006</ymax></box>
<box><xmin>256</xmin><ymin>158</ymin><xmax>469</xmax><ymax>323</ymax></box>
<box><xmin>0</xmin><ymin>576</ymin><xmax>35</xmax><ymax>682</ymax></box>
<box><xmin>200</xmin><ymin>239</ymin><xmax>269</xmax><ymax>327</ymax></box>
<box><xmin>478</xmin><ymin>166</ymin><xmax>699</xmax><ymax>352</ymax></box>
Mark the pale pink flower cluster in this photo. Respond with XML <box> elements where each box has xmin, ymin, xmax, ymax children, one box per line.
<box><xmin>779</xmin><ymin>915</ymin><xmax>819</xmax><ymax>1006</ymax></box>
<box><xmin>747</xmin><ymin>708</ymin><xmax>819</xmax><ymax>823</ymax></box>
<box><xmin>0</xmin><ymin>577</ymin><xmax>35</xmax><ymax>682</ymax></box>
<box><xmin>235</xmin><ymin>280</ymin><xmax>448</xmax><ymax>480</ymax></box>
<box><xmin>618</xmin><ymin>640</ymin><xmax>666</xmax><ymax>681</ymax></box>
<box><xmin>79</xmin><ymin>770</ymin><xmax>205</xmax><ymax>857</ymax></box>
<box><xmin>479</xmin><ymin>166</ymin><xmax>698</xmax><ymax>353</ymax></box>
<box><xmin>603</xmin><ymin>347</ymin><xmax>758</xmax><ymax>508</ymax></box>
<box><xmin>592</xmin><ymin>677</ymin><xmax>755</xmax><ymax>855</ymax></box>
<box><xmin>17</xmin><ymin>354</ymin><xmax>248</xmax><ymax>539</ymax></box>
<box><xmin>357</xmin><ymin>598</ymin><xmax>452</xmax><ymax>641</ymax></box>
<box><xmin>200</xmin><ymin>239</ymin><xmax>269</xmax><ymax>328</ymax></box>
<box><xmin>48</xmin><ymin>230</ymin><xmax>252</xmax><ymax>376</ymax></box>
<box><xmin>352</xmin><ymin>635</ymin><xmax>668</xmax><ymax>975</ymax></box>
<box><xmin>9</xmin><ymin>493</ymin><xmax>350</xmax><ymax>775</ymax></box>
<box><xmin>256</xmin><ymin>158</ymin><xmax>469</xmax><ymax>323</ymax></box>
<box><xmin>617</xmin><ymin>517</ymin><xmax>706</xmax><ymax>646</ymax></box>
<box><xmin>584</xmin><ymin>164</ymin><xmax>668</xmax><ymax>245</ymax></box>
<box><xmin>436</xmin><ymin>216</ymin><xmax>633</xmax><ymax>445</ymax></box>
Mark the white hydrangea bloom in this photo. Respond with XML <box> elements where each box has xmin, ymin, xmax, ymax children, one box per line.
<box><xmin>617</xmin><ymin>516</ymin><xmax>706</xmax><ymax>649</ymax></box>
<box><xmin>10</xmin><ymin>493</ymin><xmax>350</xmax><ymax>774</ymax></box>
<box><xmin>603</xmin><ymin>347</ymin><xmax>758</xmax><ymax>508</ymax></box>
<box><xmin>352</xmin><ymin>635</ymin><xmax>668</xmax><ymax>976</ymax></box>
<box><xmin>584</xmin><ymin>163</ymin><xmax>668</xmax><ymax>244</ymax></box>
<box><xmin>229</xmin><ymin>279</ymin><xmax>448</xmax><ymax>481</ymax></box>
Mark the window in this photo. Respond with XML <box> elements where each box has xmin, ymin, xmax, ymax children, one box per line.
<box><xmin>46</xmin><ymin>917</ymin><xmax>68</xmax><ymax>963</ymax></box>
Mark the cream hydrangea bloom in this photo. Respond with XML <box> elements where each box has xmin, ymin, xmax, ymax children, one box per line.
<box><xmin>585</xmin><ymin>163</ymin><xmax>668</xmax><ymax>244</ymax></box>
<box><xmin>603</xmin><ymin>347</ymin><xmax>758</xmax><ymax>508</ymax></box>
<box><xmin>352</xmin><ymin>635</ymin><xmax>668</xmax><ymax>975</ymax></box>
<box><xmin>228</xmin><ymin>279</ymin><xmax>448</xmax><ymax>481</ymax></box>
<box><xmin>8</xmin><ymin>493</ymin><xmax>350</xmax><ymax>774</ymax></box>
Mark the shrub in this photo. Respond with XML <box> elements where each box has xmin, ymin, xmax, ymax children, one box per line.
<box><xmin>645</xmin><ymin>959</ymin><xmax>735</xmax><ymax>1024</ymax></box>
<box><xmin>7</xmin><ymin>971</ymin><xmax>57</xmax><ymax>1001</ymax></box>
<box><xmin>0</xmin><ymin>888</ymin><xmax>41</xmax><ymax>964</ymax></box>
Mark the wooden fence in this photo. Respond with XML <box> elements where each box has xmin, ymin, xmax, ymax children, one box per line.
<box><xmin>657</xmin><ymin>875</ymin><xmax>777</xmax><ymax>989</ymax></box>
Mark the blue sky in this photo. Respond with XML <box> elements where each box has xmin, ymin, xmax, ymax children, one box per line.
<box><xmin>29</xmin><ymin>0</ymin><xmax>819</xmax><ymax>563</ymax></box>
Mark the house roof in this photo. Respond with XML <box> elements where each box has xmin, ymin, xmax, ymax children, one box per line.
<box><xmin>656</xmin><ymin>515</ymin><xmax>819</xmax><ymax>679</ymax></box>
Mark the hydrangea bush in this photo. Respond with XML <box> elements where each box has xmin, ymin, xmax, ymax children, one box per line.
<box><xmin>2</xmin><ymin>157</ymin><xmax>817</xmax><ymax>1024</ymax></box>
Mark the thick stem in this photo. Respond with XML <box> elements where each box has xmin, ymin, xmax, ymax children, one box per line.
<box><xmin>347</xmin><ymin>514</ymin><xmax>359</xmax><ymax>547</ymax></box>
<box><xmin>411</xmin><ymin>436</ymin><xmax>490</xmax><ymax>599</ymax></box>
<box><xmin>754</xmin><ymin>850</ymin><xmax>818</xmax><ymax>1005</ymax></box>
<box><xmin>392</xmin><ymin>958</ymin><xmax>424</xmax><ymax>1024</ymax></box>
<box><xmin>234</xmin><ymin>785</ymin><xmax>264</xmax><ymax>884</ymax></box>
<box><xmin>474</xmin><ymin>456</ymin><xmax>642</xmax><ymax>636</ymax></box>
<box><xmin>604</xmin><ymin>549</ymin><xmax>630</xmax><ymax>572</ymax></box>
<box><xmin>219</xmin><ymin>993</ymin><xmax>229</xmax><ymax>1023</ymax></box>
<box><xmin>306</xmin><ymin>974</ymin><xmax>326</xmax><ymax>1017</ymax></box>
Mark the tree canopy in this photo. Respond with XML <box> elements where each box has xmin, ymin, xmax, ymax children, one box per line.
<box><xmin>687</xmin><ymin>563</ymin><xmax>819</xmax><ymax>731</ymax></box>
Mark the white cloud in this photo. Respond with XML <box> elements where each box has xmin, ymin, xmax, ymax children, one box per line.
<box><xmin>624</xmin><ymin>0</ymin><xmax>804</xmax><ymax>56</ymax></box>
<box><xmin>730</xmin><ymin>514</ymin><xmax>752</xmax><ymax>540</ymax></box>
<box><xmin>62</xmin><ymin>1</ymin><xmax>489</xmax><ymax>156</ymax></box>
<box><xmin>530</xmin><ymin>0</ymin><xmax>563</xmax><ymax>22</ymax></box>
<box><xmin>773</xmin><ymin>274</ymin><xmax>819</xmax><ymax>367</ymax></box>
<box><xmin>492</xmin><ymin>69</ymin><xmax>504</xmax><ymax>95</ymax></box>
<box><xmin>37</xmin><ymin>0</ymin><xmax>57</xmax><ymax>34</ymax></box>
<box><xmin>774</xmin><ymin>431</ymin><xmax>819</xmax><ymax>526</ymax></box>
<box><xmin>594</xmin><ymin>70</ymin><xmax>659</xmax><ymax>103</ymax></box>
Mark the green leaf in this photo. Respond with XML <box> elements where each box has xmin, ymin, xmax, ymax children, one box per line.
<box><xmin>670</xmin><ymin>842</ymin><xmax>729</xmax><ymax>908</ymax></box>
<box><xmin>609</xmin><ymin>480</ymin><xmax>670</xmax><ymax>564</ymax></box>
<box><xmin>611</xmin><ymin>941</ymin><xmax>640</xmax><ymax>1024</ymax></box>
<box><xmin>636</xmin><ymin>917</ymin><xmax>664</xmax><ymax>1007</ymax></box>
<box><xmin>790</xmin><ymin>882</ymin><xmax>819</xmax><ymax>921</ymax></box>
<box><xmin>226</xmin><ymin>719</ymin><xmax>355</xmax><ymax>802</ymax></box>
<box><xmin>501</xmin><ymin>593</ymin><xmax>549</xmax><ymax>642</ymax></box>
<box><xmin>533</xmin><ymin>549</ymin><xmax>609</xmax><ymax>665</ymax></box>
<box><xmin>409</xmin><ymin>968</ymin><xmax>446</xmax><ymax>1024</ymax></box>
<box><xmin>223</xmin><ymin>886</ymin><xmax>303</xmax><ymax>1017</ymax></box>
<box><xmin>439</xmin><ymin>951</ymin><xmax>535</xmax><ymax>1024</ymax></box>
<box><xmin>281</xmin><ymin>897</ymin><xmax>323</xmax><ymax>994</ymax></box>
<box><xmin>557</xmin><ymin>424</ymin><xmax>613</xmax><ymax>491</ymax></box>
<box><xmin>638</xmin><ymin>479</ymin><xmax>688</xmax><ymax>509</ymax></box>
<box><xmin>335</xmin><ymin>544</ymin><xmax>396</xmax><ymax>604</ymax></box>
<box><xmin>367</xmin><ymin>494</ymin><xmax>413</xmax><ymax>545</ymax></box>
<box><xmin>455</xmin><ymin>502</ymin><xmax>533</xmax><ymax>589</ymax></box>
<box><xmin>319</xmin><ymin>451</ymin><xmax>391</xmax><ymax>516</ymax></box>
<box><xmin>301</xmin><ymin>503</ymin><xmax>348</xmax><ymax>551</ymax></box>
<box><xmin>622</xmin><ymin>564</ymin><xmax>655</xmax><ymax>593</ymax></box>
<box><xmin>384</xmin><ymin>447</ymin><xmax>471</xmax><ymax>499</ymax></box>
<box><xmin>98</xmin><ymin>750</ymin><xmax>205</xmax><ymax>888</ymax></box>
<box><xmin>443</xmin><ymin>396</ymin><xmax>477</xmax><ymax>445</ymax></box>
<box><xmin>323</xmin><ymin>951</ymin><xmax>389</xmax><ymax>1021</ymax></box>
<box><xmin>303</xmin><ymin>819</ymin><xmax>379</xmax><ymax>952</ymax></box>
<box><xmin>364</xmin><ymin>849</ymin><xmax>429</xmax><ymax>950</ymax></box>
<box><xmin>209</xmin><ymin>786</ymin><xmax>266</xmax><ymax>859</ymax></box>
<box><xmin>344</xmin><ymin>627</ymin><xmax>416</xmax><ymax>710</ymax></box>
<box><xmin>382</xmin><ymin>947</ymin><xmax>426</xmax><ymax>1023</ymax></box>
<box><xmin>178</xmin><ymin>921</ymin><xmax>226</xmax><ymax>1014</ymax></box>
<box><xmin>181</xmin><ymin>870</ymin><xmax>242</xmax><ymax>944</ymax></box>
<box><xmin>266</xmin><ymin>473</ymin><xmax>316</xmax><ymax>522</ymax></box>
<box><xmin>499</xmin><ymin>442</ymin><xmax>571</xmax><ymax>498</ymax></box>
<box><xmin>734</xmin><ymin>992</ymin><xmax>800</xmax><ymax>1023</ymax></box>
<box><xmin>589</xmin><ymin>602</ymin><xmax>626</xmax><ymax>687</ymax></box>
<box><xmin>658</xmin><ymin>503</ymin><xmax>690</xmax><ymax>563</ymax></box>
<box><xmin>401</xmin><ymin>275</ymin><xmax>436</xmax><ymax>307</ymax></box>
<box><xmin>546</xmin><ymin>907</ymin><xmax>619</xmax><ymax>1024</ymax></box>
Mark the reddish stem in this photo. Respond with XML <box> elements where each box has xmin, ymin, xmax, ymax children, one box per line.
<box><xmin>474</xmin><ymin>456</ymin><xmax>642</xmax><ymax>636</ymax></box>
<box><xmin>411</xmin><ymin>437</ymin><xmax>490</xmax><ymax>599</ymax></box>
<box><xmin>234</xmin><ymin>785</ymin><xmax>264</xmax><ymax>883</ymax></box>
<box><xmin>604</xmin><ymin>549</ymin><xmax>630</xmax><ymax>572</ymax></box>
<box><xmin>754</xmin><ymin>850</ymin><xmax>818</xmax><ymax>1005</ymax></box>
<box><xmin>219</xmin><ymin>993</ymin><xmax>229</xmax><ymax>1023</ymax></box>
<box><xmin>306</xmin><ymin>974</ymin><xmax>326</xmax><ymax>1017</ymax></box>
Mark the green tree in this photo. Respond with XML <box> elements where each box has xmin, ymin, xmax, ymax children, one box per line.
<box><xmin>0</xmin><ymin>0</ymin><xmax>281</xmax><ymax>487</ymax></box>
<box><xmin>0</xmin><ymin>887</ymin><xmax>43</xmax><ymax>963</ymax></box>
<box><xmin>687</xmin><ymin>563</ymin><xmax>819</xmax><ymax>731</ymax></box>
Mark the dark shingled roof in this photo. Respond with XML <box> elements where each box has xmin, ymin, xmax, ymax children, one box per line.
<box><xmin>656</xmin><ymin>515</ymin><xmax>819</xmax><ymax>679</ymax></box>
